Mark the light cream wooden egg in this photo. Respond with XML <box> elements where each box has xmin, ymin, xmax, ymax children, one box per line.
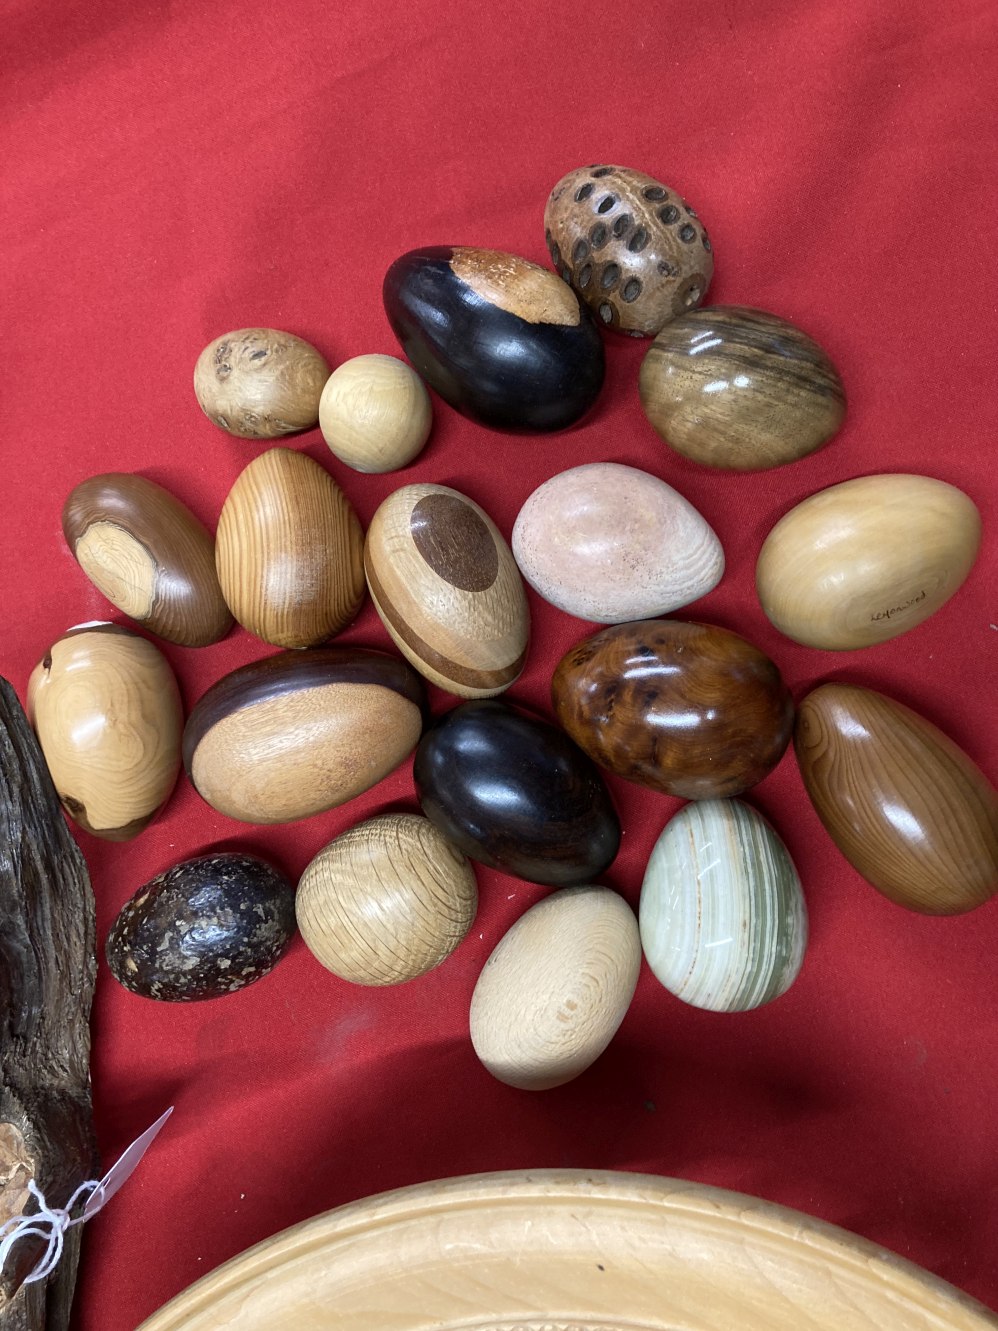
<box><xmin>319</xmin><ymin>354</ymin><xmax>432</xmax><ymax>473</ymax></box>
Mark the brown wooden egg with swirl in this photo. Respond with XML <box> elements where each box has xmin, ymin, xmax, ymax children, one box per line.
<box><xmin>194</xmin><ymin>328</ymin><xmax>331</xmax><ymax>439</ymax></box>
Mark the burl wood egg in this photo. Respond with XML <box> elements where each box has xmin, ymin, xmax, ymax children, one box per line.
<box><xmin>365</xmin><ymin>483</ymin><xmax>529</xmax><ymax>698</ymax></box>
<box><xmin>183</xmin><ymin>647</ymin><xmax>426</xmax><ymax>824</ymax></box>
<box><xmin>639</xmin><ymin>307</ymin><xmax>846</xmax><ymax>470</ymax></box>
<box><xmin>215</xmin><ymin>447</ymin><xmax>365</xmax><ymax>649</ymax></box>
<box><xmin>296</xmin><ymin>813</ymin><xmax>477</xmax><ymax>985</ymax></box>
<box><xmin>756</xmin><ymin>474</ymin><xmax>981</xmax><ymax>649</ymax></box>
<box><xmin>62</xmin><ymin>473</ymin><xmax>232</xmax><ymax>647</ymax></box>
<box><xmin>795</xmin><ymin>683</ymin><xmax>998</xmax><ymax>915</ymax></box>
<box><xmin>470</xmin><ymin>886</ymin><xmax>641</xmax><ymax>1090</ymax></box>
<box><xmin>552</xmin><ymin>619</ymin><xmax>794</xmax><ymax>800</ymax></box>
<box><xmin>544</xmin><ymin>164</ymin><xmax>713</xmax><ymax>336</ymax></box>
<box><xmin>106</xmin><ymin>853</ymin><xmax>296</xmax><ymax>1001</ymax></box>
<box><xmin>319</xmin><ymin>354</ymin><xmax>432</xmax><ymax>473</ymax></box>
<box><xmin>193</xmin><ymin>328</ymin><xmax>330</xmax><ymax>439</ymax></box>
<box><xmin>383</xmin><ymin>246</ymin><xmax>605</xmax><ymax>432</ymax></box>
<box><xmin>27</xmin><ymin>624</ymin><xmax>182</xmax><ymax>839</ymax></box>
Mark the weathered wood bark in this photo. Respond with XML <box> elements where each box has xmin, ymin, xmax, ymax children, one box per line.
<box><xmin>0</xmin><ymin>677</ymin><xmax>98</xmax><ymax>1329</ymax></box>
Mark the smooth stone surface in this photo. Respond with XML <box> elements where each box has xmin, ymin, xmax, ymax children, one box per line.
<box><xmin>640</xmin><ymin>800</ymin><xmax>807</xmax><ymax>1012</ymax></box>
<box><xmin>414</xmin><ymin>699</ymin><xmax>620</xmax><ymax>887</ymax></box>
<box><xmin>795</xmin><ymin>683</ymin><xmax>998</xmax><ymax>915</ymax></box>
<box><xmin>106</xmin><ymin>853</ymin><xmax>296</xmax><ymax>1001</ymax></box>
<box><xmin>296</xmin><ymin>813</ymin><xmax>477</xmax><ymax>985</ymax></box>
<box><xmin>552</xmin><ymin>619</ymin><xmax>794</xmax><ymax>800</ymax></box>
<box><xmin>512</xmin><ymin>462</ymin><xmax>724</xmax><ymax>622</ymax></box>
<box><xmin>319</xmin><ymin>354</ymin><xmax>432</xmax><ymax>473</ymax></box>
<box><xmin>194</xmin><ymin>328</ymin><xmax>331</xmax><ymax>439</ymax></box>
<box><xmin>470</xmin><ymin>886</ymin><xmax>641</xmax><ymax>1090</ymax></box>
<box><xmin>63</xmin><ymin>472</ymin><xmax>233</xmax><ymax>647</ymax></box>
<box><xmin>639</xmin><ymin>306</ymin><xmax>845</xmax><ymax>471</ymax></box>
<box><xmin>544</xmin><ymin>164</ymin><xmax>713</xmax><ymax>336</ymax></box>
<box><xmin>365</xmin><ymin>482</ymin><xmax>529</xmax><ymax>698</ymax></box>
<box><xmin>383</xmin><ymin>246</ymin><xmax>605</xmax><ymax>432</ymax></box>
<box><xmin>756</xmin><ymin>474</ymin><xmax>981</xmax><ymax>649</ymax></box>
<box><xmin>183</xmin><ymin>647</ymin><xmax>426</xmax><ymax>824</ymax></box>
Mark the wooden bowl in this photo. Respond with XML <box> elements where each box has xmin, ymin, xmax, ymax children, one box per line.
<box><xmin>138</xmin><ymin>1170</ymin><xmax>998</xmax><ymax>1330</ymax></box>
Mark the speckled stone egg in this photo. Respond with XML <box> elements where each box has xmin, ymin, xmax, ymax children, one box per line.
<box><xmin>105</xmin><ymin>853</ymin><xmax>296</xmax><ymax>1001</ymax></box>
<box><xmin>544</xmin><ymin>164</ymin><xmax>713</xmax><ymax>336</ymax></box>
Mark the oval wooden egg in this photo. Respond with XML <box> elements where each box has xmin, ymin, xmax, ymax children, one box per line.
<box><xmin>383</xmin><ymin>246</ymin><xmax>605</xmax><ymax>432</ymax></box>
<box><xmin>512</xmin><ymin>462</ymin><xmax>724</xmax><ymax>622</ymax></box>
<box><xmin>640</xmin><ymin>800</ymin><xmax>807</xmax><ymax>1012</ymax></box>
<box><xmin>182</xmin><ymin>647</ymin><xmax>426</xmax><ymax>824</ymax></box>
<box><xmin>470</xmin><ymin>886</ymin><xmax>641</xmax><ymax>1090</ymax></box>
<box><xmin>795</xmin><ymin>683</ymin><xmax>998</xmax><ymax>915</ymax></box>
<box><xmin>215</xmin><ymin>447</ymin><xmax>365</xmax><ymax>649</ymax></box>
<box><xmin>365</xmin><ymin>483</ymin><xmax>529</xmax><ymax>698</ymax></box>
<box><xmin>544</xmin><ymin>164</ymin><xmax>713</xmax><ymax>336</ymax></box>
<box><xmin>756</xmin><ymin>474</ymin><xmax>981</xmax><ymax>649</ymax></box>
<box><xmin>62</xmin><ymin>473</ymin><xmax>233</xmax><ymax>647</ymax></box>
<box><xmin>639</xmin><ymin>307</ymin><xmax>846</xmax><ymax>471</ymax></box>
<box><xmin>106</xmin><ymin>853</ymin><xmax>296</xmax><ymax>1001</ymax></box>
<box><xmin>27</xmin><ymin>624</ymin><xmax>182</xmax><ymax>840</ymax></box>
<box><xmin>414</xmin><ymin>699</ymin><xmax>620</xmax><ymax>887</ymax></box>
<box><xmin>193</xmin><ymin>328</ymin><xmax>331</xmax><ymax>439</ymax></box>
<box><xmin>552</xmin><ymin>619</ymin><xmax>794</xmax><ymax>800</ymax></box>
<box><xmin>296</xmin><ymin>813</ymin><xmax>477</xmax><ymax>985</ymax></box>
<box><xmin>318</xmin><ymin>354</ymin><xmax>432</xmax><ymax>473</ymax></box>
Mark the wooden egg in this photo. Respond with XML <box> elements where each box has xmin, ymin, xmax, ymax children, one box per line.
<box><xmin>756</xmin><ymin>474</ymin><xmax>981</xmax><ymax>649</ymax></box>
<box><xmin>795</xmin><ymin>683</ymin><xmax>998</xmax><ymax>914</ymax></box>
<box><xmin>27</xmin><ymin>624</ymin><xmax>182</xmax><ymax>840</ymax></box>
<box><xmin>365</xmin><ymin>483</ymin><xmax>529</xmax><ymax>698</ymax></box>
<box><xmin>414</xmin><ymin>700</ymin><xmax>620</xmax><ymax>887</ymax></box>
<box><xmin>193</xmin><ymin>328</ymin><xmax>330</xmax><ymax>439</ymax></box>
<box><xmin>106</xmin><ymin>853</ymin><xmax>296</xmax><ymax>1001</ymax></box>
<box><xmin>640</xmin><ymin>800</ymin><xmax>807</xmax><ymax>1012</ymax></box>
<box><xmin>296</xmin><ymin>813</ymin><xmax>477</xmax><ymax>985</ymax></box>
<box><xmin>318</xmin><ymin>354</ymin><xmax>431</xmax><ymax>473</ymax></box>
<box><xmin>544</xmin><ymin>164</ymin><xmax>713</xmax><ymax>336</ymax></box>
<box><xmin>470</xmin><ymin>886</ymin><xmax>641</xmax><ymax>1090</ymax></box>
<box><xmin>183</xmin><ymin>647</ymin><xmax>426</xmax><ymax>824</ymax></box>
<box><xmin>639</xmin><ymin>307</ymin><xmax>846</xmax><ymax>470</ymax></box>
<box><xmin>215</xmin><ymin>447</ymin><xmax>365</xmax><ymax>649</ymax></box>
<box><xmin>383</xmin><ymin>246</ymin><xmax>605</xmax><ymax>432</ymax></box>
<box><xmin>62</xmin><ymin>473</ymin><xmax>233</xmax><ymax>647</ymax></box>
<box><xmin>552</xmin><ymin>619</ymin><xmax>794</xmax><ymax>801</ymax></box>
<box><xmin>512</xmin><ymin>462</ymin><xmax>724</xmax><ymax>622</ymax></box>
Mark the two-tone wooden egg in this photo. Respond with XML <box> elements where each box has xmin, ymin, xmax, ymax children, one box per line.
<box><xmin>193</xmin><ymin>328</ymin><xmax>331</xmax><ymax>439</ymax></box>
<box><xmin>318</xmin><ymin>354</ymin><xmax>432</xmax><ymax>473</ymax></box>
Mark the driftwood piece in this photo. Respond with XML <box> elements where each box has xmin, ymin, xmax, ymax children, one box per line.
<box><xmin>0</xmin><ymin>677</ymin><xmax>98</xmax><ymax>1329</ymax></box>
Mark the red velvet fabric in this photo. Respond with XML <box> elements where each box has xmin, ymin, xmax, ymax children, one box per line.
<box><xmin>3</xmin><ymin>1</ymin><xmax>997</xmax><ymax>1325</ymax></box>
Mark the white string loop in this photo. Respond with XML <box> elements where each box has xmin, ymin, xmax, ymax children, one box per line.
<box><xmin>0</xmin><ymin>1178</ymin><xmax>101</xmax><ymax>1283</ymax></box>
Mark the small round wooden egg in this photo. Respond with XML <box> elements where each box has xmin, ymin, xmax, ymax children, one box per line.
<box><xmin>470</xmin><ymin>886</ymin><xmax>641</xmax><ymax>1090</ymax></box>
<box><xmin>296</xmin><ymin>813</ymin><xmax>477</xmax><ymax>985</ymax></box>
<box><xmin>318</xmin><ymin>354</ymin><xmax>432</xmax><ymax>473</ymax></box>
<box><xmin>193</xmin><ymin>328</ymin><xmax>331</xmax><ymax>439</ymax></box>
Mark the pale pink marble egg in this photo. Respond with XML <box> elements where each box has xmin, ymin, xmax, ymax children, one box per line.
<box><xmin>512</xmin><ymin>462</ymin><xmax>724</xmax><ymax>623</ymax></box>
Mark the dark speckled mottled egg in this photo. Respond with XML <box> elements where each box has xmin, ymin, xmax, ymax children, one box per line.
<box><xmin>105</xmin><ymin>853</ymin><xmax>296</xmax><ymax>1001</ymax></box>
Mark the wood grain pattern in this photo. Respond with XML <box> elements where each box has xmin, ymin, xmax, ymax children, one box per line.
<box><xmin>215</xmin><ymin>447</ymin><xmax>365</xmax><ymax>649</ymax></box>
<box><xmin>193</xmin><ymin>328</ymin><xmax>330</xmax><ymax>439</ymax></box>
<box><xmin>795</xmin><ymin>683</ymin><xmax>998</xmax><ymax>914</ymax></box>
<box><xmin>318</xmin><ymin>354</ymin><xmax>431</xmax><ymax>473</ymax></box>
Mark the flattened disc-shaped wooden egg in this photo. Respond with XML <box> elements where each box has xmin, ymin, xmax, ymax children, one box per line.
<box><xmin>365</xmin><ymin>483</ymin><xmax>529</xmax><ymax>698</ymax></box>
<box><xmin>640</xmin><ymin>800</ymin><xmax>807</xmax><ymax>1012</ymax></box>
<box><xmin>512</xmin><ymin>462</ymin><xmax>724</xmax><ymax>623</ymax></box>
<box><xmin>470</xmin><ymin>886</ymin><xmax>641</xmax><ymax>1090</ymax></box>
<box><xmin>414</xmin><ymin>700</ymin><xmax>620</xmax><ymax>887</ymax></box>
<box><xmin>183</xmin><ymin>647</ymin><xmax>426</xmax><ymax>824</ymax></box>
<box><xmin>318</xmin><ymin>354</ymin><xmax>432</xmax><ymax>473</ymax></box>
<box><xmin>62</xmin><ymin>473</ymin><xmax>233</xmax><ymax>647</ymax></box>
<box><xmin>552</xmin><ymin>619</ymin><xmax>794</xmax><ymax>801</ymax></box>
<box><xmin>106</xmin><ymin>853</ymin><xmax>296</xmax><ymax>1001</ymax></box>
<box><xmin>27</xmin><ymin>624</ymin><xmax>182</xmax><ymax>840</ymax></box>
<box><xmin>193</xmin><ymin>328</ymin><xmax>331</xmax><ymax>439</ymax></box>
<box><xmin>795</xmin><ymin>683</ymin><xmax>998</xmax><ymax>914</ymax></box>
<box><xmin>296</xmin><ymin>813</ymin><xmax>477</xmax><ymax>985</ymax></box>
<box><xmin>639</xmin><ymin>307</ymin><xmax>846</xmax><ymax>471</ymax></box>
<box><xmin>215</xmin><ymin>447</ymin><xmax>365</xmax><ymax>649</ymax></box>
<box><xmin>383</xmin><ymin>246</ymin><xmax>605</xmax><ymax>432</ymax></box>
<box><xmin>756</xmin><ymin>474</ymin><xmax>981</xmax><ymax>649</ymax></box>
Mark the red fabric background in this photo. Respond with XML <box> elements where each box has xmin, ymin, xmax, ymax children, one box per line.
<box><xmin>3</xmin><ymin>1</ymin><xmax>997</xmax><ymax>1325</ymax></box>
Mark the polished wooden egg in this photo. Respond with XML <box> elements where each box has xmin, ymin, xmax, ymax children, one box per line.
<box><xmin>193</xmin><ymin>327</ymin><xmax>331</xmax><ymax>439</ymax></box>
<box><xmin>318</xmin><ymin>354</ymin><xmax>432</xmax><ymax>473</ymax></box>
